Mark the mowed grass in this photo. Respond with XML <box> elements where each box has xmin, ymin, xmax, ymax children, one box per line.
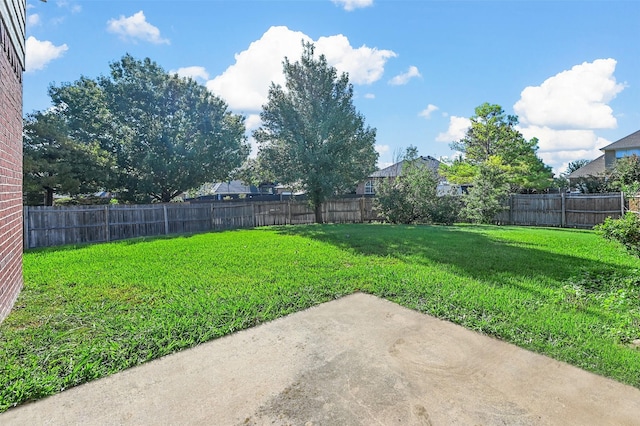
<box><xmin>1</xmin><ymin>224</ymin><xmax>640</xmax><ymax>411</ymax></box>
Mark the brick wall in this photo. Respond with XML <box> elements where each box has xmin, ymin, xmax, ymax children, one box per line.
<box><xmin>0</xmin><ymin>13</ymin><xmax>23</xmax><ymax>322</ymax></box>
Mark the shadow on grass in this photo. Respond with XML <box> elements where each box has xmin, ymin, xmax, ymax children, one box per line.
<box><xmin>272</xmin><ymin>223</ymin><xmax>633</xmax><ymax>292</ymax></box>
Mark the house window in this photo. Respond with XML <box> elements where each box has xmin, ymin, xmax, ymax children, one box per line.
<box><xmin>616</xmin><ymin>149</ymin><xmax>640</xmax><ymax>158</ymax></box>
<box><xmin>364</xmin><ymin>180</ymin><xmax>375</xmax><ymax>194</ymax></box>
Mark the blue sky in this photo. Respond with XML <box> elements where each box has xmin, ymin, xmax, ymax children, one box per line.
<box><xmin>24</xmin><ymin>0</ymin><xmax>640</xmax><ymax>175</ymax></box>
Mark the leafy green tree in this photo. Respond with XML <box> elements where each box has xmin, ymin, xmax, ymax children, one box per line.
<box><xmin>254</xmin><ymin>42</ymin><xmax>378</xmax><ymax>223</ymax></box>
<box><xmin>566</xmin><ymin>159</ymin><xmax>591</xmax><ymax>174</ymax></box>
<box><xmin>23</xmin><ymin>110</ymin><xmax>112</xmax><ymax>206</ymax></box>
<box><xmin>441</xmin><ymin>103</ymin><xmax>553</xmax><ymax>222</ymax></box>
<box><xmin>445</xmin><ymin>103</ymin><xmax>553</xmax><ymax>193</ymax></box>
<box><xmin>232</xmin><ymin>157</ymin><xmax>276</xmax><ymax>188</ymax></box>
<box><xmin>375</xmin><ymin>147</ymin><xmax>462</xmax><ymax>225</ymax></box>
<box><xmin>573</xmin><ymin>176</ymin><xmax>608</xmax><ymax>194</ymax></box>
<box><xmin>375</xmin><ymin>147</ymin><xmax>439</xmax><ymax>224</ymax></box>
<box><xmin>607</xmin><ymin>154</ymin><xmax>640</xmax><ymax>195</ymax></box>
<box><xmin>49</xmin><ymin>55</ymin><xmax>249</xmax><ymax>203</ymax></box>
<box><xmin>461</xmin><ymin>156</ymin><xmax>510</xmax><ymax>223</ymax></box>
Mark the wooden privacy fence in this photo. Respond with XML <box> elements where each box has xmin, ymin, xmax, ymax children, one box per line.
<box><xmin>23</xmin><ymin>198</ymin><xmax>378</xmax><ymax>249</ymax></box>
<box><xmin>23</xmin><ymin>193</ymin><xmax>629</xmax><ymax>249</ymax></box>
<box><xmin>496</xmin><ymin>192</ymin><xmax>625</xmax><ymax>228</ymax></box>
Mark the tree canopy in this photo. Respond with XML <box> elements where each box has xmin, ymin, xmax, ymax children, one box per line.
<box><xmin>47</xmin><ymin>54</ymin><xmax>249</xmax><ymax>203</ymax></box>
<box><xmin>254</xmin><ymin>42</ymin><xmax>378</xmax><ymax>223</ymax></box>
<box><xmin>23</xmin><ymin>109</ymin><xmax>112</xmax><ymax>206</ymax></box>
<box><xmin>607</xmin><ymin>154</ymin><xmax>640</xmax><ymax>195</ymax></box>
<box><xmin>445</xmin><ymin>103</ymin><xmax>552</xmax><ymax>193</ymax></box>
<box><xmin>441</xmin><ymin>103</ymin><xmax>553</xmax><ymax>223</ymax></box>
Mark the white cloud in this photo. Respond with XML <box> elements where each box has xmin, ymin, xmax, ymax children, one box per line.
<box><xmin>514</xmin><ymin>58</ymin><xmax>624</xmax><ymax>130</ymax></box>
<box><xmin>172</xmin><ymin>66</ymin><xmax>209</xmax><ymax>81</ymax></box>
<box><xmin>364</xmin><ymin>93</ymin><xmax>375</xmax><ymax>99</ymax></box>
<box><xmin>389</xmin><ymin>65</ymin><xmax>421</xmax><ymax>86</ymax></box>
<box><xmin>436</xmin><ymin>116</ymin><xmax>470</xmax><ymax>143</ymax></box>
<box><xmin>331</xmin><ymin>0</ymin><xmax>374</xmax><ymax>11</ymax></box>
<box><xmin>107</xmin><ymin>11</ymin><xmax>169</xmax><ymax>45</ymax></box>
<box><xmin>245</xmin><ymin>114</ymin><xmax>263</xmax><ymax>157</ymax></box>
<box><xmin>514</xmin><ymin>58</ymin><xmax>625</xmax><ymax>174</ymax></box>
<box><xmin>418</xmin><ymin>104</ymin><xmax>438</xmax><ymax>119</ymax></box>
<box><xmin>25</xmin><ymin>36</ymin><xmax>68</xmax><ymax>72</ymax></box>
<box><xmin>375</xmin><ymin>144</ymin><xmax>390</xmax><ymax>155</ymax></box>
<box><xmin>315</xmin><ymin>34</ymin><xmax>396</xmax><ymax>84</ymax></box>
<box><xmin>519</xmin><ymin>125</ymin><xmax>609</xmax><ymax>174</ymax></box>
<box><xmin>27</xmin><ymin>14</ymin><xmax>40</xmax><ymax>27</ymax></box>
<box><xmin>56</xmin><ymin>0</ymin><xmax>81</xmax><ymax>13</ymax></box>
<box><xmin>207</xmin><ymin>26</ymin><xmax>395</xmax><ymax>111</ymax></box>
<box><xmin>245</xmin><ymin>114</ymin><xmax>262</xmax><ymax>130</ymax></box>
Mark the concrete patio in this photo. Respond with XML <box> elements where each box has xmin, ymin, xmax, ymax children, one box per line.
<box><xmin>2</xmin><ymin>293</ymin><xmax>639</xmax><ymax>425</ymax></box>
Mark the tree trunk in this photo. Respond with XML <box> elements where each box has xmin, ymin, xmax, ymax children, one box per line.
<box><xmin>44</xmin><ymin>187</ymin><xmax>54</xmax><ymax>206</ymax></box>
<box><xmin>314</xmin><ymin>202</ymin><xmax>323</xmax><ymax>224</ymax></box>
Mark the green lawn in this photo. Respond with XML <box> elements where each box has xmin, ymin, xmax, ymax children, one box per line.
<box><xmin>1</xmin><ymin>224</ymin><xmax>639</xmax><ymax>411</ymax></box>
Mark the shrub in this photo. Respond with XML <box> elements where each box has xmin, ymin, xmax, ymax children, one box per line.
<box><xmin>374</xmin><ymin>158</ymin><xmax>439</xmax><ymax>224</ymax></box>
<box><xmin>429</xmin><ymin>194</ymin><xmax>463</xmax><ymax>225</ymax></box>
<box><xmin>594</xmin><ymin>212</ymin><xmax>640</xmax><ymax>256</ymax></box>
<box><xmin>460</xmin><ymin>160</ymin><xmax>510</xmax><ymax>224</ymax></box>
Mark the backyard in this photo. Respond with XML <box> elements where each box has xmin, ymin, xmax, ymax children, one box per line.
<box><xmin>1</xmin><ymin>223</ymin><xmax>639</xmax><ymax>412</ymax></box>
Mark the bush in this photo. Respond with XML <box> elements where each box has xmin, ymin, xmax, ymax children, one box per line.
<box><xmin>460</xmin><ymin>161</ymin><xmax>510</xmax><ymax>224</ymax></box>
<box><xmin>374</xmin><ymin>159</ymin><xmax>439</xmax><ymax>224</ymax></box>
<box><xmin>429</xmin><ymin>194</ymin><xmax>463</xmax><ymax>225</ymax></box>
<box><xmin>594</xmin><ymin>212</ymin><xmax>640</xmax><ymax>256</ymax></box>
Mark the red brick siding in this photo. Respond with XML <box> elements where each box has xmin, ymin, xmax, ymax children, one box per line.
<box><xmin>0</xmin><ymin>15</ymin><xmax>23</xmax><ymax>322</ymax></box>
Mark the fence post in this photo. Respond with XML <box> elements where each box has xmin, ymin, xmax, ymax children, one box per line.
<box><xmin>104</xmin><ymin>205</ymin><xmax>110</xmax><ymax>242</ymax></box>
<box><xmin>621</xmin><ymin>192</ymin><xmax>625</xmax><ymax>216</ymax></box>
<box><xmin>23</xmin><ymin>205</ymin><xmax>29</xmax><ymax>250</ymax></box>
<box><xmin>251</xmin><ymin>202</ymin><xmax>256</xmax><ymax>228</ymax></box>
<box><xmin>163</xmin><ymin>205</ymin><xmax>169</xmax><ymax>235</ymax></box>
<box><xmin>561</xmin><ymin>192</ymin><xmax>566</xmax><ymax>228</ymax></box>
<box><xmin>287</xmin><ymin>201</ymin><xmax>291</xmax><ymax>225</ymax></box>
<box><xmin>508</xmin><ymin>195</ymin><xmax>514</xmax><ymax>225</ymax></box>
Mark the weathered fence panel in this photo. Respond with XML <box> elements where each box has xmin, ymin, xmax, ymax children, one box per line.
<box><xmin>289</xmin><ymin>202</ymin><xmax>316</xmax><ymax>225</ymax></box>
<box><xmin>107</xmin><ymin>205</ymin><xmax>165</xmax><ymax>241</ymax></box>
<box><xmin>507</xmin><ymin>194</ymin><xmax>563</xmax><ymax>226</ymax></box>
<box><xmin>167</xmin><ymin>203</ymin><xmax>215</xmax><ymax>234</ymax></box>
<box><xmin>24</xmin><ymin>205</ymin><xmax>108</xmax><ymax>248</ymax></box>
<box><xmin>496</xmin><ymin>192</ymin><xmax>624</xmax><ymax>228</ymax></box>
<box><xmin>324</xmin><ymin>198</ymin><xmax>362</xmax><ymax>223</ymax></box>
<box><xmin>253</xmin><ymin>201</ymin><xmax>289</xmax><ymax>226</ymax></box>
<box><xmin>564</xmin><ymin>193</ymin><xmax>624</xmax><ymax>228</ymax></box>
<box><xmin>212</xmin><ymin>203</ymin><xmax>255</xmax><ymax>230</ymax></box>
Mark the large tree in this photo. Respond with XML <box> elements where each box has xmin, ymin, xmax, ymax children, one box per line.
<box><xmin>441</xmin><ymin>103</ymin><xmax>553</xmax><ymax>222</ymax></box>
<box><xmin>254</xmin><ymin>42</ymin><xmax>378</xmax><ymax>223</ymax></box>
<box><xmin>23</xmin><ymin>110</ymin><xmax>112</xmax><ymax>206</ymax></box>
<box><xmin>445</xmin><ymin>103</ymin><xmax>552</xmax><ymax>193</ymax></box>
<box><xmin>49</xmin><ymin>55</ymin><xmax>249</xmax><ymax>203</ymax></box>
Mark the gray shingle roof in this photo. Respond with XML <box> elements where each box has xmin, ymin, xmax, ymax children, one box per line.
<box><xmin>211</xmin><ymin>180</ymin><xmax>259</xmax><ymax>194</ymax></box>
<box><xmin>600</xmin><ymin>129</ymin><xmax>640</xmax><ymax>151</ymax></box>
<box><xmin>369</xmin><ymin>156</ymin><xmax>441</xmax><ymax>178</ymax></box>
<box><xmin>567</xmin><ymin>155</ymin><xmax>605</xmax><ymax>179</ymax></box>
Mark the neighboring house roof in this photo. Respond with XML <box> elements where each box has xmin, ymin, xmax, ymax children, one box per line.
<box><xmin>567</xmin><ymin>129</ymin><xmax>640</xmax><ymax>180</ymax></box>
<box><xmin>209</xmin><ymin>180</ymin><xmax>259</xmax><ymax>195</ymax></box>
<box><xmin>567</xmin><ymin>155</ymin><xmax>605</xmax><ymax>179</ymax></box>
<box><xmin>369</xmin><ymin>156</ymin><xmax>441</xmax><ymax>179</ymax></box>
<box><xmin>599</xmin><ymin>129</ymin><xmax>640</xmax><ymax>151</ymax></box>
